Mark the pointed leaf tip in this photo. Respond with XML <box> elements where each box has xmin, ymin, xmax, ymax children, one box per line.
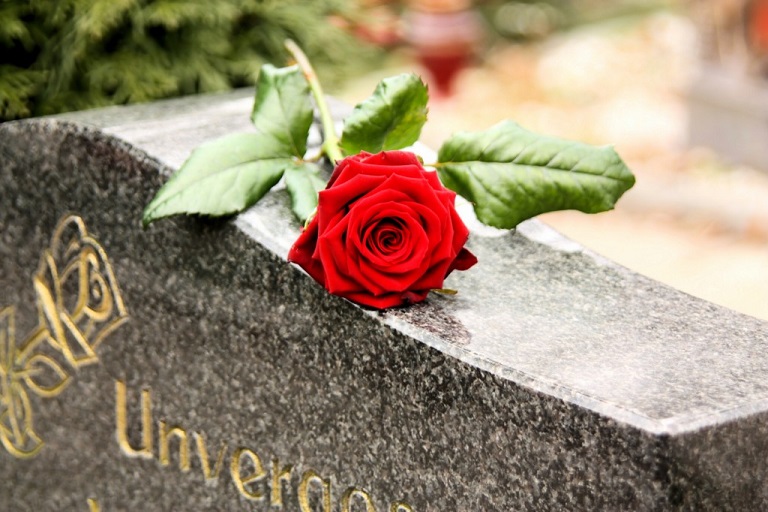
<box><xmin>340</xmin><ymin>73</ymin><xmax>429</xmax><ymax>155</ymax></box>
<box><xmin>251</xmin><ymin>64</ymin><xmax>313</xmax><ymax>158</ymax></box>
<box><xmin>437</xmin><ymin>121</ymin><xmax>636</xmax><ymax>229</ymax></box>
<box><xmin>142</xmin><ymin>132</ymin><xmax>295</xmax><ymax>224</ymax></box>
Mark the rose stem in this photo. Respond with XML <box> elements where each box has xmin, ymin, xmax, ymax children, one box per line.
<box><xmin>285</xmin><ymin>39</ymin><xmax>344</xmax><ymax>165</ymax></box>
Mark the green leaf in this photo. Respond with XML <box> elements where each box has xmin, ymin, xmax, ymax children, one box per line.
<box><xmin>142</xmin><ymin>133</ymin><xmax>293</xmax><ymax>226</ymax></box>
<box><xmin>339</xmin><ymin>73</ymin><xmax>428</xmax><ymax>155</ymax></box>
<box><xmin>284</xmin><ymin>162</ymin><xmax>325</xmax><ymax>223</ymax></box>
<box><xmin>251</xmin><ymin>64</ymin><xmax>313</xmax><ymax>158</ymax></box>
<box><xmin>437</xmin><ymin>121</ymin><xmax>636</xmax><ymax>229</ymax></box>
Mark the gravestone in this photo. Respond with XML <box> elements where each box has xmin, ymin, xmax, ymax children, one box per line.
<box><xmin>689</xmin><ymin>1</ymin><xmax>768</xmax><ymax>170</ymax></box>
<box><xmin>688</xmin><ymin>65</ymin><xmax>768</xmax><ymax>171</ymax></box>
<box><xmin>2</xmin><ymin>90</ymin><xmax>768</xmax><ymax>511</ymax></box>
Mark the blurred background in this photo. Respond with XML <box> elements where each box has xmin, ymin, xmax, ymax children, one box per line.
<box><xmin>2</xmin><ymin>0</ymin><xmax>768</xmax><ymax>320</ymax></box>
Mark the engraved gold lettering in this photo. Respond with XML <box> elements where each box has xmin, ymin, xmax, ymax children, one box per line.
<box><xmin>230</xmin><ymin>447</ymin><xmax>267</xmax><ymax>500</ymax></box>
<box><xmin>115</xmin><ymin>380</ymin><xmax>152</xmax><ymax>459</ymax></box>
<box><xmin>193</xmin><ymin>432</ymin><xmax>227</xmax><ymax>482</ymax></box>
<box><xmin>270</xmin><ymin>458</ymin><xmax>294</xmax><ymax>506</ymax></box>
<box><xmin>298</xmin><ymin>469</ymin><xmax>332</xmax><ymax>512</ymax></box>
<box><xmin>87</xmin><ymin>498</ymin><xmax>100</xmax><ymax>512</ymax></box>
<box><xmin>158</xmin><ymin>420</ymin><xmax>190</xmax><ymax>472</ymax></box>
<box><xmin>110</xmin><ymin>382</ymin><xmax>414</xmax><ymax>510</ymax></box>
<box><xmin>342</xmin><ymin>487</ymin><xmax>377</xmax><ymax>512</ymax></box>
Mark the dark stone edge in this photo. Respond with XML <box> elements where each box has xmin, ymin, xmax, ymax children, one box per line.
<box><xmin>4</xmin><ymin>115</ymin><xmax>768</xmax><ymax>440</ymax></box>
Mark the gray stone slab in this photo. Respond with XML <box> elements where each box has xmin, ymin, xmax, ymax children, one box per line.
<box><xmin>2</xmin><ymin>90</ymin><xmax>768</xmax><ymax>511</ymax></box>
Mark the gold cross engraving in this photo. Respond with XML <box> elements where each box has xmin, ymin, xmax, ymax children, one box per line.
<box><xmin>0</xmin><ymin>215</ymin><xmax>129</xmax><ymax>458</ymax></box>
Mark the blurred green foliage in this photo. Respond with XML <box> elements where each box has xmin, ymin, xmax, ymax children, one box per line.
<box><xmin>0</xmin><ymin>0</ymin><xmax>380</xmax><ymax>121</ymax></box>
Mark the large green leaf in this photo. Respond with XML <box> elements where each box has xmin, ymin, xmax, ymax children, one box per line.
<box><xmin>284</xmin><ymin>162</ymin><xmax>325</xmax><ymax>223</ymax></box>
<box><xmin>437</xmin><ymin>121</ymin><xmax>636</xmax><ymax>229</ymax></box>
<box><xmin>339</xmin><ymin>73</ymin><xmax>428</xmax><ymax>155</ymax></box>
<box><xmin>250</xmin><ymin>64</ymin><xmax>313</xmax><ymax>158</ymax></box>
<box><xmin>142</xmin><ymin>133</ymin><xmax>292</xmax><ymax>226</ymax></box>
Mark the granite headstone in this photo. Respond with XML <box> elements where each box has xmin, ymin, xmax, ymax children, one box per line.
<box><xmin>688</xmin><ymin>65</ymin><xmax>768</xmax><ymax>171</ymax></box>
<box><xmin>2</xmin><ymin>91</ymin><xmax>768</xmax><ymax>511</ymax></box>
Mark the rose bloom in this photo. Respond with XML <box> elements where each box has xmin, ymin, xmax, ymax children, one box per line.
<box><xmin>288</xmin><ymin>150</ymin><xmax>477</xmax><ymax>309</ymax></box>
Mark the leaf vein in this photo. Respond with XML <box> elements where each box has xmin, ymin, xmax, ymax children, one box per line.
<box><xmin>147</xmin><ymin>158</ymin><xmax>290</xmax><ymax>213</ymax></box>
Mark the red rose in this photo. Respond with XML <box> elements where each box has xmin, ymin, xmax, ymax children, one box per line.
<box><xmin>287</xmin><ymin>150</ymin><xmax>477</xmax><ymax>309</ymax></box>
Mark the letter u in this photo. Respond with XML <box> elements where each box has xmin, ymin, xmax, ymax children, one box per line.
<box><xmin>115</xmin><ymin>380</ymin><xmax>153</xmax><ymax>458</ymax></box>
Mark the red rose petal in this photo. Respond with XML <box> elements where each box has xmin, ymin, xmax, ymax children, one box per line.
<box><xmin>327</xmin><ymin>151</ymin><xmax>371</xmax><ymax>187</ymax></box>
<box><xmin>423</xmin><ymin>169</ymin><xmax>444</xmax><ymax>190</ymax></box>
<box><xmin>353</xmin><ymin>204</ymin><xmax>430</xmax><ymax>270</ymax></box>
<box><xmin>448</xmin><ymin>247</ymin><xmax>478</xmax><ymax>273</ymax></box>
<box><xmin>362</xmin><ymin>151</ymin><xmax>421</xmax><ymax>167</ymax></box>
<box><xmin>317</xmin><ymin>174</ymin><xmax>386</xmax><ymax>232</ymax></box>
<box><xmin>318</xmin><ymin>216</ymin><xmax>365</xmax><ymax>295</ymax></box>
<box><xmin>349</xmin><ymin>199</ymin><xmax>423</xmax><ymax>254</ymax></box>
<box><xmin>343</xmin><ymin>288</ymin><xmax>430</xmax><ymax>309</ymax></box>
<box><xmin>287</xmin><ymin>217</ymin><xmax>326</xmax><ymax>286</ymax></box>
<box><xmin>347</xmin><ymin>208</ymin><xmax>429</xmax><ymax>295</ymax></box>
<box><xmin>288</xmin><ymin>150</ymin><xmax>477</xmax><ymax>310</ymax></box>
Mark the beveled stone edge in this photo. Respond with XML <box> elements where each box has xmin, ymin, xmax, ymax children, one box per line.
<box><xmin>4</xmin><ymin>114</ymin><xmax>767</xmax><ymax>438</ymax></box>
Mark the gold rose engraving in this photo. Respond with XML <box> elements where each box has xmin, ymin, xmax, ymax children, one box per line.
<box><xmin>0</xmin><ymin>215</ymin><xmax>128</xmax><ymax>458</ymax></box>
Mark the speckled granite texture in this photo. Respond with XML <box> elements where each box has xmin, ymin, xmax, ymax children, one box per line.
<box><xmin>2</xmin><ymin>91</ymin><xmax>768</xmax><ymax>511</ymax></box>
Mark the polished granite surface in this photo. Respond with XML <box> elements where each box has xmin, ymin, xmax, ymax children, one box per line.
<box><xmin>1</xmin><ymin>90</ymin><xmax>767</xmax><ymax>510</ymax></box>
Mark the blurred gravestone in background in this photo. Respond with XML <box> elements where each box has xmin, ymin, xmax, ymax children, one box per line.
<box><xmin>692</xmin><ymin>0</ymin><xmax>768</xmax><ymax>76</ymax></box>
<box><xmin>0</xmin><ymin>0</ymin><xmax>382</xmax><ymax>122</ymax></box>
<box><xmin>688</xmin><ymin>0</ymin><xmax>768</xmax><ymax>171</ymax></box>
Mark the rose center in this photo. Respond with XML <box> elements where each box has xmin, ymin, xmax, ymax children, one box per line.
<box><xmin>365</xmin><ymin>218</ymin><xmax>407</xmax><ymax>257</ymax></box>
